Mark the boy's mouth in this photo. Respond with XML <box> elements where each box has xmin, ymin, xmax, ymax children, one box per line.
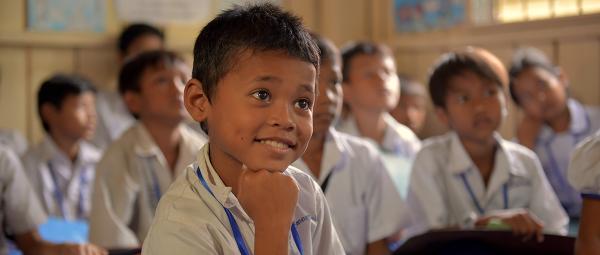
<box><xmin>255</xmin><ymin>137</ymin><xmax>297</xmax><ymax>149</ymax></box>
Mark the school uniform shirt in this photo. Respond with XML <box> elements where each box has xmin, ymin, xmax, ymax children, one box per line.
<box><xmin>407</xmin><ymin>132</ymin><xmax>568</xmax><ymax>236</ymax></box>
<box><xmin>0</xmin><ymin>129</ymin><xmax>27</xmax><ymax>156</ymax></box>
<box><xmin>22</xmin><ymin>136</ymin><xmax>101</xmax><ymax>220</ymax></box>
<box><xmin>567</xmin><ymin>129</ymin><xmax>600</xmax><ymax>198</ymax></box>
<box><xmin>292</xmin><ymin>127</ymin><xmax>409</xmax><ymax>255</ymax></box>
<box><xmin>89</xmin><ymin>122</ymin><xmax>206</xmax><ymax>248</ymax></box>
<box><xmin>530</xmin><ymin>99</ymin><xmax>600</xmax><ymax>217</ymax></box>
<box><xmin>142</xmin><ymin>144</ymin><xmax>345</xmax><ymax>255</ymax></box>
<box><xmin>336</xmin><ymin>113</ymin><xmax>421</xmax><ymax>198</ymax></box>
<box><xmin>0</xmin><ymin>146</ymin><xmax>47</xmax><ymax>255</ymax></box>
<box><xmin>92</xmin><ymin>89</ymin><xmax>135</xmax><ymax>151</ymax></box>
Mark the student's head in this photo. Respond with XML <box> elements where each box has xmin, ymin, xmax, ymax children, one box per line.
<box><xmin>428</xmin><ymin>48</ymin><xmax>507</xmax><ymax>144</ymax></box>
<box><xmin>119</xmin><ymin>50</ymin><xmax>188</xmax><ymax>125</ymax></box>
<box><xmin>341</xmin><ymin>42</ymin><xmax>400</xmax><ymax>113</ymax></box>
<box><xmin>185</xmin><ymin>3</ymin><xmax>319</xmax><ymax>172</ymax></box>
<box><xmin>509</xmin><ymin>47</ymin><xmax>568</xmax><ymax>121</ymax></box>
<box><xmin>37</xmin><ymin>74</ymin><xmax>97</xmax><ymax>141</ymax></box>
<box><xmin>311</xmin><ymin>33</ymin><xmax>343</xmax><ymax>138</ymax></box>
<box><xmin>390</xmin><ymin>76</ymin><xmax>427</xmax><ymax>134</ymax></box>
<box><xmin>118</xmin><ymin>23</ymin><xmax>165</xmax><ymax>62</ymax></box>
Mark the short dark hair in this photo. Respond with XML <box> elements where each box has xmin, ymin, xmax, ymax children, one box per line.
<box><xmin>340</xmin><ymin>42</ymin><xmax>393</xmax><ymax>82</ymax></box>
<box><xmin>118</xmin><ymin>23</ymin><xmax>165</xmax><ymax>55</ymax></box>
<box><xmin>428</xmin><ymin>51</ymin><xmax>504</xmax><ymax>109</ymax></box>
<box><xmin>37</xmin><ymin>74</ymin><xmax>97</xmax><ymax>132</ymax></box>
<box><xmin>311</xmin><ymin>33</ymin><xmax>339</xmax><ymax>65</ymax></box>
<box><xmin>191</xmin><ymin>3</ymin><xmax>319</xmax><ymax>102</ymax></box>
<box><xmin>398</xmin><ymin>75</ymin><xmax>425</xmax><ymax>97</ymax></box>
<box><xmin>509</xmin><ymin>47</ymin><xmax>559</xmax><ymax>105</ymax></box>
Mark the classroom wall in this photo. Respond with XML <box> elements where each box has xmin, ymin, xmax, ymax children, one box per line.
<box><xmin>1</xmin><ymin>0</ymin><xmax>599</xmax><ymax>145</ymax></box>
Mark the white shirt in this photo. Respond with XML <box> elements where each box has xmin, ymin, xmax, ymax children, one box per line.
<box><xmin>567</xmin><ymin>129</ymin><xmax>600</xmax><ymax>197</ymax></box>
<box><xmin>531</xmin><ymin>99</ymin><xmax>600</xmax><ymax>217</ymax></box>
<box><xmin>89</xmin><ymin>123</ymin><xmax>207</xmax><ymax>248</ymax></box>
<box><xmin>0</xmin><ymin>146</ymin><xmax>47</xmax><ymax>255</ymax></box>
<box><xmin>22</xmin><ymin>136</ymin><xmax>101</xmax><ymax>220</ymax></box>
<box><xmin>92</xmin><ymin>89</ymin><xmax>135</xmax><ymax>151</ymax></box>
<box><xmin>0</xmin><ymin>129</ymin><xmax>27</xmax><ymax>156</ymax></box>
<box><xmin>292</xmin><ymin>128</ymin><xmax>409</xmax><ymax>255</ymax></box>
<box><xmin>407</xmin><ymin>132</ymin><xmax>568</xmax><ymax>236</ymax></box>
<box><xmin>142</xmin><ymin>144</ymin><xmax>345</xmax><ymax>255</ymax></box>
<box><xmin>337</xmin><ymin>113</ymin><xmax>421</xmax><ymax>198</ymax></box>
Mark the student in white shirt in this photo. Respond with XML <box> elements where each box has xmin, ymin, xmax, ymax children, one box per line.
<box><xmin>0</xmin><ymin>146</ymin><xmax>106</xmax><ymax>255</ymax></box>
<box><xmin>336</xmin><ymin>42</ymin><xmax>420</xmax><ymax>198</ymax></box>
<box><xmin>568</xmin><ymin>129</ymin><xmax>600</xmax><ymax>255</ymax></box>
<box><xmin>292</xmin><ymin>34</ymin><xmax>408</xmax><ymax>255</ymax></box>
<box><xmin>390</xmin><ymin>76</ymin><xmax>428</xmax><ymax>137</ymax></box>
<box><xmin>407</xmin><ymin>48</ymin><xmax>568</xmax><ymax>240</ymax></box>
<box><xmin>509</xmin><ymin>47</ymin><xmax>600</xmax><ymax>218</ymax></box>
<box><xmin>89</xmin><ymin>50</ymin><xmax>207</xmax><ymax>248</ymax></box>
<box><xmin>92</xmin><ymin>23</ymin><xmax>165</xmax><ymax>151</ymax></box>
<box><xmin>142</xmin><ymin>4</ymin><xmax>344</xmax><ymax>254</ymax></box>
<box><xmin>22</xmin><ymin>74</ymin><xmax>100</xmax><ymax>221</ymax></box>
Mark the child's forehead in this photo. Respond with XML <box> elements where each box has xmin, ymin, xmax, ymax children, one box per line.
<box><xmin>226</xmin><ymin>49</ymin><xmax>316</xmax><ymax>77</ymax></box>
<box><xmin>447</xmin><ymin>70</ymin><xmax>499</xmax><ymax>91</ymax></box>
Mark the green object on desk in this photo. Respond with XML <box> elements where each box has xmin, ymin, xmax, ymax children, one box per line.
<box><xmin>486</xmin><ymin>219</ymin><xmax>511</xmax><ymax>230</ymax></box>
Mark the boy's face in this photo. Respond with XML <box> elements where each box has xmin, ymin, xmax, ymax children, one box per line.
<box><xmin>390</xmin><ymin>93</ymin><xmax>427</xmax><ymax>134</ymax></box>
<box><xmin>125</xmin><ymin>64</ymin><xmax>187</xmax><ymax>124</ymax></box>
<box><xmin>437</xmin><ymin>71</ymin><xmax>505</xmax><ymax>145</ymax></box>
<box><xmin>47</xmin><ymin>92</ymin><xmax>97</xmax><ymax>141</ymax></box>
<box><xmin>186</xmin><ymin>50</ymin><xmax>316</xmax><ymax>172</ymax></box>
<box><xmin>343</xmin><ymin>53</ymin><xmax>399</xmax><ymax>112</ymax></box>
<box><xmin>313</xmin><ymin>58</ymin><xmax>343</xmax><ymax>137</ymax></box>
<box><xmin>511</xmin><ymin>67</ymin><xmax>567</xmax><ymax>121</ymax></box>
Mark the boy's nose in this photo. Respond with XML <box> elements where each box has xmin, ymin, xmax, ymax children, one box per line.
<box><xmin>267</xmin><ymin>103</ymin><xmax>296</xmax><ymax>131</ymax></box>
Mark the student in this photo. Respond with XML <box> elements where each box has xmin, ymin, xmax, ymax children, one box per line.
<box><xmin>0</xmin><ymin>146</ymin><xmax>106</xmax><ymax>255</ymax></box>
<box><xmin>568</xmin><ymin>129</ymin><xmax>600</xmax><ymax>255</ymax></box>
<box><xmin>142</xmin><ymin>4</ymin><xmax>344</xmax><ymax>254</ymax></box>
<box><xmin>406</xmin><ymin>48</ymin><xmax>568</xmax><ymax>239</ymax></box>
<box><xmin>89</xmin><ymin>50</ymin><xmax>207</xmax><ymax>248</ymax></box>
<box><xmin>390</xmin><ymin>76</ymin><xmax>428</xmax><ymax>136</ymax></box>
<box><xmin>509</xmin><ymin>47</ymin><xmax>600</xmax><ymax>218</ymax></box>
<box><xmin>291</xmin><ymin>34</ymin><xmax>408</xmax><ymax>255</ymax></box>
<box><xmin>92</xmin><ymin>23</ymin><xmax>165</xmax><ymax>150</ymax></box>
<box><xmin>337</xmin><ymin>42</ymin><xmax>421</xmax><ymax>198</ymax></box>
<box><xmin>22</xmin><ymin>74</ymin><xmax>100</xmax><ymax>221</ymax></box>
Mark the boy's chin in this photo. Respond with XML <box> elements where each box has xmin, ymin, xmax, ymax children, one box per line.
<box><xmin>244</xmin><ymin>161</ymin><xmax>291</xmax><ymax>173</ymax></box>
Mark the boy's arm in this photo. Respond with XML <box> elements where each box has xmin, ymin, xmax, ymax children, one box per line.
<box><xmin>15</xmin><ymin>230</ymin><xmax>107</xmax><ymax>255</ymax></box>
<box><xmin>576</xmin><ymin>198</ymin><xmax>600</xmax><ymax>255</ymax></box>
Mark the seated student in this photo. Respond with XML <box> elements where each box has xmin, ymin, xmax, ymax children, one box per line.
<box><xmin>89</xmin><ymin>50</ymin><xmax>207</xmax><ymax>248</ymax></box>
<box><xmin>22</xmin><ymin>74</ymin><xmax>100</xmax><ymax>221</ymax></box>
<box><xmin>568</xmin><ymin>129</ymin><xmax>600</xmax><ymax>255</ymax></box>
<box><xmin>337</xmin><ymin>42</ymin><xmax>421</xmax><ymax>198</ymax></box>
<box><xmin>0</xmin><ymin>129</ymin><xmax>28</xmax><ymax>156</ymax></box>
<box><xmin>0</xmin><ymin>146</ymin><xmax>106</xmax><ymax>255</ymax></box>
<box><xmin>407</xmin><ymin>48</ymin><xmax>568</xmax><ymax>240</ymax></box>
<box><xmin>93</xmin><ymin>23</ymin><xmax>165</xmax><ymax>151</ymax></box>
<box><xmin>390</xmin><ymin>76</ymin><xmax>428</xmax><ymax>136</ymax></box>
<box><xmin>509</xmin><ymin>47</ymin><xmax>600</xmax><ymax>218</ymax></box>
<box><xmin>292</xmin><ymin>34</ymin><xmax>409</xmax><ymax>255</ymax></box>
<box><xmin>142</xmin><ymin>4</ymin><xmax>344</xmax><ymax>254</ymax></box>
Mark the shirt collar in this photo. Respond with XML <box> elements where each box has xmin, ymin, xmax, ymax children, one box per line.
<box><xmin>294</xmin><ymin>127</ymin><xmax>349</xmax><ymax>184</ymax></box>
<box><xmin>41</xmin><ymin>135</ymin><xmax>100</xmax><ymax>167</ymax></box>
<box><xmin>538</xmin><ymin>99</ymin><xmax>590</xmax><ymax>141</ymax></box>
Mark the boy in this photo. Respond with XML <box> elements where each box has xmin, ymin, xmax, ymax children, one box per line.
<box><xmin>292</xmin><ymin>34</ymin><xmax>408</xmax><ymax>255</ymax></box>
<box><xmin>93</xmin><ymin>23</ymin><xmax>165</xmax><ymax>150</ymax></box>
<box><xmin>568</xmin><ymin>129</ymin><xmax>600</xmax><ymax>255</ymax></box>
<box><xmin>337</xmin><ymin>42</ymin><xmax>421</xmax><ymax>198</ymax></box>
<box><xmin>406</xmin><ymin>48</ymin><xmax>568</xmax><ymax>240</ymax></box>
<box><xmin>1</xmin><ymin>146</ymin><xmax>106</xmax><ymax>255</ymax></box>
<box><xmin>509</xmin><ymin>47</ymin><xmax>600</xmax><ymax>218</ymax></box>
<box><xmin>390</xmin><ymin>76</ymin><xmax>428</xmax><ymax>136</ymax></box>
<box><xmin>23</xmin><ymin>74</ymin><xmax>100</xmax><ymax>221</ymax></box>
<box><xmin>89</xmin><ymin>50</ymin><xmax>207</xmax><ymax>248</ymax></box>
<box><xmin>142</xmin><ymin>4</ymin><xmax>344</xmax><ymax>254</ymax></box>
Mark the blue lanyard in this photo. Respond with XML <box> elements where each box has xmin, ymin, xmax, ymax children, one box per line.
<box><xmin>47</xmin><ymin>162</ymin><xmax>86</xmax><ymax>219</ymax></box>
<box><xmin>195</xmin><ymin>167</ymin><xmax>303</xmax><ymax>255</ymax></box>
<box><xmin>459</xmin><ymin>172</ymin><xmax>508</xmax><ymax>215</ymax></box>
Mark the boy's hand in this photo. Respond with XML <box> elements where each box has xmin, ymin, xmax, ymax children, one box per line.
<box><xmin>476</xmin><ymin>209</ymin><xmax>545</xmax><ymax>242</ymax></box>
<box><xmin>237</xmin><ymin>165</ymin><xmax>299</xmax><ymax>228</ymax></box>
<box><xmin>516</xmin><ymin>115</ymin><xmax>543</xmax><ymax>149</ymax></box>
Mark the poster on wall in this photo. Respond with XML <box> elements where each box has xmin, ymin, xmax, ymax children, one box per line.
<box><xmin>27</xmin><ymin>0</ymin><xmax>105</xmax><ymax>32</ymax></box>
<box><xmin>394</xmin><ymin>0</ymin><xmax>466</xmax><ymax>33</ymax></box>
<box><xmin>115</xmin><ymin>0</ymin><xmax>212</xmax><ymax>25</ymax></box>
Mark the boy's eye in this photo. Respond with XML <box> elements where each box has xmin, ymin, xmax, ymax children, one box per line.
<box><xmin>456</xmin><ymin>95</ymin><xmax>469</xmax><ymax>104</ymax></box>
<box><xmin>484</xmin><ymin>88</ymin><xmax>497</xmax><ymax>97</ymax></box>
<box><xmin>251</xmin><ymin>89</ymin><xmax>271</xmax><ymax>101</ymax></box>
<box><xmin>295</xmin><ymin>98</ymin><xmax>312</xmax><ymax>110</ymax></box>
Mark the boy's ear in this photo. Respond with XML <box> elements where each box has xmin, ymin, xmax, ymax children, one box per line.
<box><xmin>435</xmin><ymin>107</ymin><xmax>450</xmax><ymax>127</ymax></box>
<box><xmin>184</xmin><ymin>79</ymin><xmax>210</xmax><ymax>123</ymax></box>
<box><xmin>122</xmin><ymin>91</ymin><xmax>142</xmax><ymax>116</ymax></box>
<box><xmin>40</xmin><ymin>103</ymin><xmax>58</xmax><ymax>126</ymax></box>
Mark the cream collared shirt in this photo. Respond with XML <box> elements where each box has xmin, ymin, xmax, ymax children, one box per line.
<box><xmin>568</xmin><ymin>129</ymin><xmax>600</xmax><ymax>196</ymax></box>
<box><xmin>89</xmin><ymin>122</ymin><xmax>207</xmax><ymax>248</ymax></box>
<box><xmin>406</xmin><ymin>132</ymin><xmax>568</xmax><ymax>237</ymax></box>
<box><xmin>142</xmin><ymin>144</ymin><xmax>345</xmax><ymax>255</ymax></box>
<box><xmin>293</xmin><ymin>128</ymin><xmax>409</xmax><ymax>255</ymax></box>
<box><xmin>22</xmin><ymin>136</ymin><xmax>101</xmax><ymax>220</ymax></box>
